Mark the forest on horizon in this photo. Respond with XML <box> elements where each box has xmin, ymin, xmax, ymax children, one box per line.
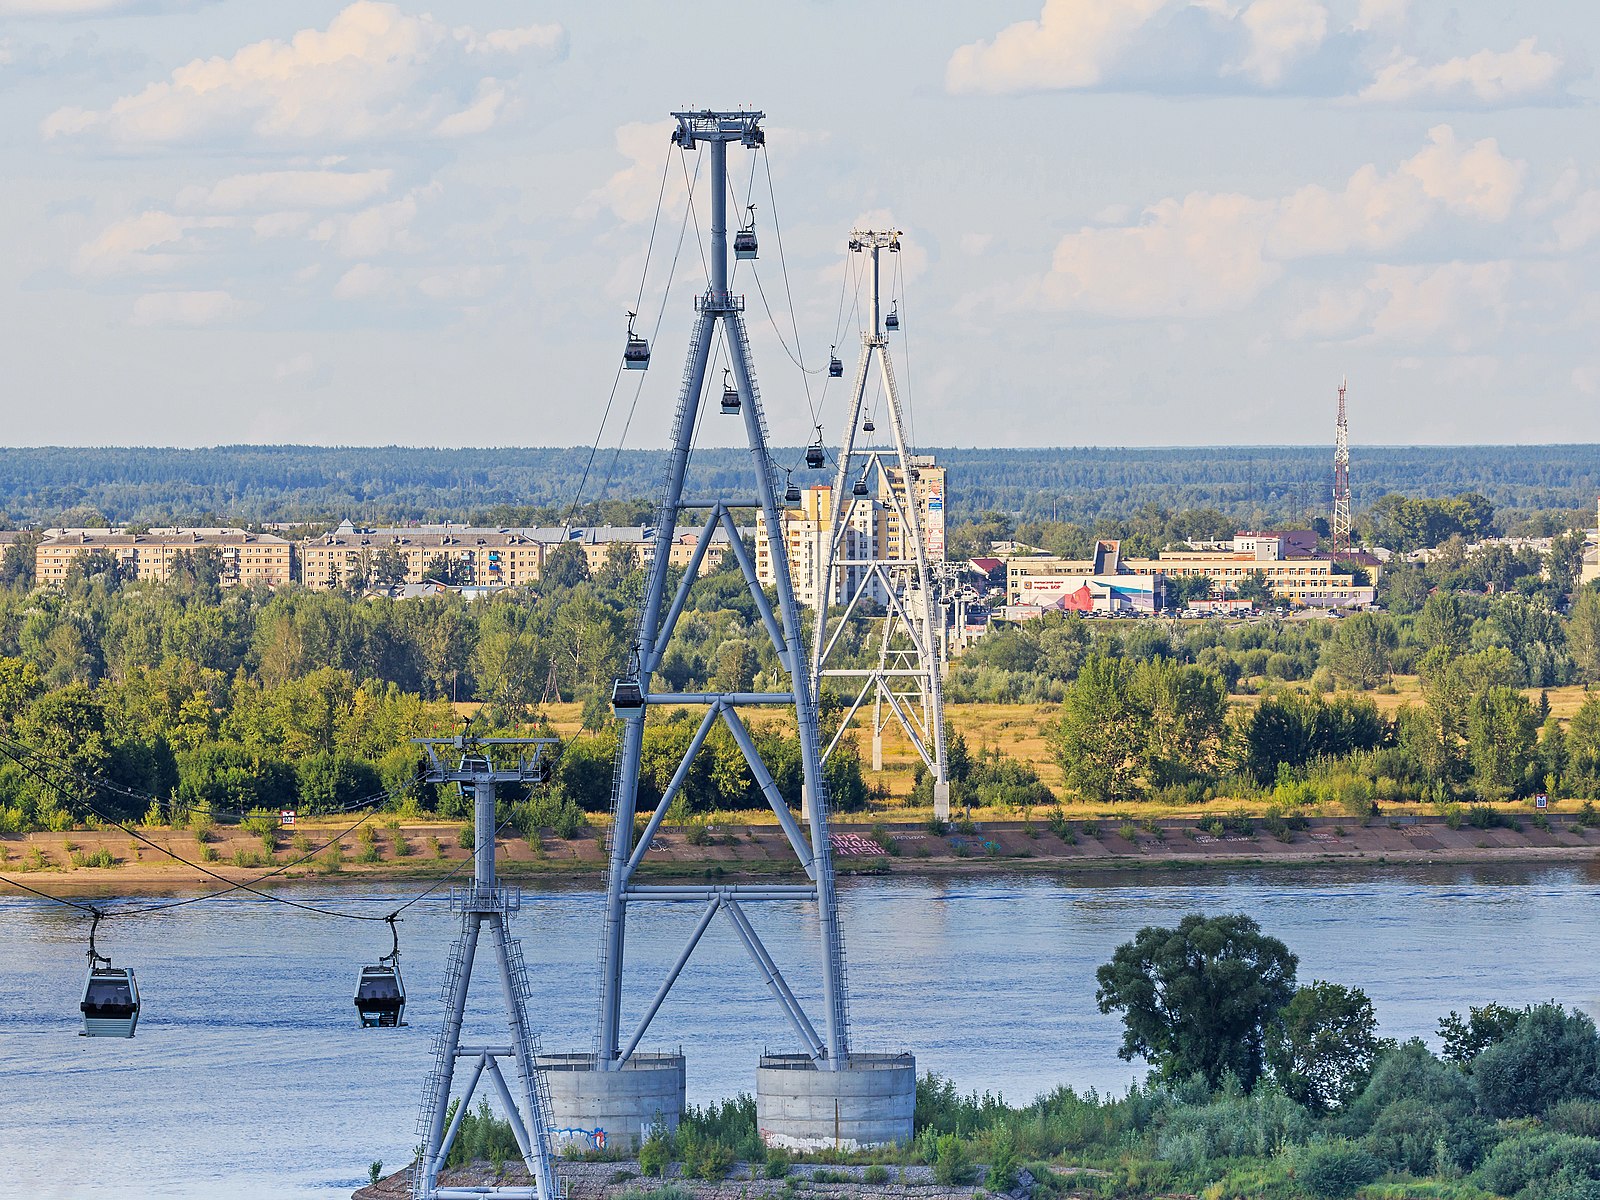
<box><xmin>2</xmin><ymin>443</ymin><xmax>1597</xmax><ymax>530</ymax></box>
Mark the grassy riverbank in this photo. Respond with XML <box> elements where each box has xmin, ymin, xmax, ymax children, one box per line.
<box><xmin>5</xmin><ymin>807</ymin><xmax>1597</xmax><ymax>898</ymax></box>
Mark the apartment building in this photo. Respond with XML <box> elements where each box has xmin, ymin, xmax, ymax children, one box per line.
<box><xmin>34</xmin><ymin>527</ymin><xmax>292</xmax><ymax>587</ymax></box>
<box><xmin>297</xmin><ymin>522</ymin><xmax>733</xmax><ymax>591</ymax></box>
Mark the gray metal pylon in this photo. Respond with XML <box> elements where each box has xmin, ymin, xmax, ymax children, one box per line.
<box><xmin>809</xmin><ymin>229</ymin><xmax>951</xmax><ymax>820</ymax></box>
<box><xmin>594</xmin><ymin>109</ymin><xmax>852</xmax><ymax>1072</ymax></box>
<box><xmin>411</xmin><ymin>735</ymin><xmax>561</xmax><ymax>1200</ymax></box>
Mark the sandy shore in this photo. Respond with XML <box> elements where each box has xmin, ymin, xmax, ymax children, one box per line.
<box><xmin>3</xmin><ymin>812</ymin><xmax>1596</xmax><ymax>898</ymax></box>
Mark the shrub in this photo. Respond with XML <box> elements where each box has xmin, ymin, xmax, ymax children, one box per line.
<box><xmin>1118</xmin><ymin>820</ymin><xmax>1139</xmax><ymax>841</ymax></box>
<box><xmin>933</xmin><ymin>1134</ymin><xmax>972</xmax><ymax>1186</ymax></box>
<box><xmin>863</xmin><ymin>1164</ymin><xmax>889</xmax><ymax>1185</ymax></box>
<box><xmin>637</xmin><ymin>1132</ymin><xmax>669</xmax><ymax>1178</ymax></box>
<box><xmin>368</xmin><ymin>1161</ymin><xmax>383</xmax><ymax>1186</ymax></box>
<box><xmin>764</xmin><ymin>1148</ymin><xmax>790</xmax><ymax>1179</ymax></box>
<box><xmin>1475</xmin><ymin>1004</ymin><xmax>1600</xmax><ymax>1117</ymax></box>
<box><xmin>355</xmin><ymin>841</ymin><xmax>382</xmax><ymax>864</ymax></box>
<box><xmin>983</xmin><ymin>1127</ymin><xmax>1018</xmax><ymax>1193</ymax></box>
<box><xmin>1045</xmin><ymin>808</ymin><xmax>1071</xmax><ymax>838</ymax></box>
<box><xmin>684</xmin><ymin>821</ymin><xmax>711</xmax><ymax>847</ymax></box>
<box><xmin>1295</xmin><ymin>1140</ymin><xmax>1382</xmax><ymax>1199</ymax></box>
<box><xmin>926</xmin><ymin>817</ymin><xmax>950</xmax><ymax>835</ymax></box>
<box><xmin>1550</xmin><ymin>1101</ymin><xmax>1600</xmax><ymax>1138</ymax></box>
<box><xmin>1477</xmin><ymin>1131</ymin><xmax>1600</xmax><ymax>1197</ymax></box>
<box><xmin>428</xmin><ymin>835</ymin><xmax>444</xmax><ymax>860</ymax></box>
<box><xmin>393</xmin><ymin>831</ymin><xmax>413</xmax><ymax>858</ymax></box>
<box><xmin>457</xmin><ymin>825</ymin><xmax>474</xmax><ymax>848</ymax></box>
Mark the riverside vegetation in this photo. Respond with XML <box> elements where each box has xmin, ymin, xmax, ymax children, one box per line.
<box><xmin>427</xmin><ymin>913</ymin><xmax>1600</xmax><ymax>1200</ymax></box>
<box><xmin>2</xmin><ymin>495</ymin><xmax>1600</xmax><ymax>838</ymax></box>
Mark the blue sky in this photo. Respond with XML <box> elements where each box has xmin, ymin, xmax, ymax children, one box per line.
<box><xmin>3</xmin><ymin>0</ymin><xmax>1597</xmax><ymax>448</ymax></box>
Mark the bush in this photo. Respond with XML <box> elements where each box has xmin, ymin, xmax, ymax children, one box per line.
<box><xmin>933</xmin><ymin>1133</ymin><xmax>972</xmax><ymax>1185</ymax></box>
<box><xmin>863</xmin><ymin>1164</ymin><xmax>889</xmax><ymax>1185</ymax></box>
<box><xmin>1478</xmin><ymin>1132</ymin><xmax>1600</xmax><ymax>1197</ymax></box>
<box><xmin>1475</xmin><ymin>1004</ymin><xmax>1600</xmax><ymax>1118</ymax></box>
<box><xmin>1045</xmin><ymin>808</ymin><xmax>1071</xmax><ymax>838</ymax></box>
<box><xmin>457</xmin><ymin>825</ymin><xmax>474</xmax><ymax>848</ymax></box>
<box><xmin>983</xmin><ymin>1127</ymin><xmax>1018</xmax><ymax>1192</ymax></box>
<box><xmin>637</xmin><ymin>1132</ymin><xmax>670</xmax><ymax>1178</ymax></box>
<box><xmin>1550</xmin><ymin>1101</ymin><xmax>1600</xmax><ymax>1138</ymax></box>
<box><xmin>1295</xmin><ymin>1139</ymin><xmax>1383</xmax><ymax>1198</ymax></box>
<box><xmin>763</xmin><ymin>1148</ymin><xmax>790</xmax><ymax>1179</ymax></box>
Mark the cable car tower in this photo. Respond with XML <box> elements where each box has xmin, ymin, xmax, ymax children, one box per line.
<box><xmin>411</xmin><ymin>733</ymin><xmax>561</xmax><ymax>1200</ymax></box>
<box><xmin>809</xmin><ymin>229</ymin><xmax>952</xmax><ymax>821</ymax></box>
<box><xmin>547</xmin><ymin>109</ymin><xmax>913</xmax><ymax>1154</ymax></box>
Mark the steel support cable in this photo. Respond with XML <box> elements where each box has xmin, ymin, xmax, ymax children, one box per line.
<box><xmin>559</xmin><ymin>148</ymin><xmax>677</xmax><ymax>528</ymax></box>
<box><xmin>597</xmin><ymin>148</ymin><xmax>703</xmax><ymax>504</ymax></box>
<box><xmin>0</xmin><ymin>729</ymin><xmax>416</xmax><ymax>828</ymax></box>
<box><xmin>0</xmin><ymin>736</ymin><xmax>420</xmax><ymax>922</ymax></box>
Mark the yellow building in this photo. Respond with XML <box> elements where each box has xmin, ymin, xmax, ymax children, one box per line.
<box><xmin>35</xmin><ymin>527</ymin><xmax>291</xmax><ymax>587</ymax></box>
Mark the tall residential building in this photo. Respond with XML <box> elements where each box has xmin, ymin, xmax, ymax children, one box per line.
<box><xmin>34</xmin><ymin>527</ymin><xmax>291</xmax><ymax>587</ymax></box>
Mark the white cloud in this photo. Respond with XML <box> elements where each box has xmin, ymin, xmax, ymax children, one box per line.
<box><xmin>1553</xmin><ymin>190</ymin><xmax>1600</xmax><ymax>253</ymax></box>
<box><xmin>1360</xmin><ymin>38</ymin><xmax>1567</xmax><ymax>106</ymax></box>
<box><xmin>75</xmin><ymin>210</ymin><xmax>222</xmax><ymax>275</ymax></box>
<box><xmin>945</xmin><ymin>0</ymin><xmax>1166</xmax><ymax>94</ymax></box>
<box><xmin>1288</xmin><ymin>261</ymin><xmax>1514</xmax><ymax>346</ymax></box>
<box><xmin>42</xmin><ymin>1</ymin><xmax>564</xmax><ymax>148</ymax></box>
<box><xmin>946</xmin><ymin>0</ymin><xmax>1573</xmax><ymax>105</ymax></box>
<box><xmin>274</xmin><ymin>351</ymin><xmax>316</xmax><ymax>380</ymax></box>
<box><xmin>0</xmin><ymin>0</ymin><xmax>210</xmax><ymax>14</ymax></box>
<box><xmin>1234</xmin><ymin>0</ymin><xmax>1328</xmax><ymax>87</ymax></box>
<box><xmin>131</xmin><ymin>289</ymin><xmax>251</xmax><ymax>326</ymax></box>
<box><xmin>310</xmin><ymin>184</ymin><xmax>436</xmax><ymax>258</ymax></box>
<box><xmin>176</xmin><ymin>169</ymin><xmax>394</xmax><ymax>213</ymax></box>
<box><xmin>1038</xmin><ymin>125</ymin><xmax>1523</xmax><ymax>318</ymax></box>
<box><xmin>332</xmin><ymin>263</ymin><xmax>391</xmax><ymax>300</ymax></box>
<box><xmin>582</xmin><ymin>120</ymin><xmax>677</xmax><ymax>223</ymax></box>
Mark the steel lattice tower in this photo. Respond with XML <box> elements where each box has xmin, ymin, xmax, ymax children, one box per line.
<box><xmin>809</xmin><ymin>230</ymin><xmax>951</xmax><ymax>821</ymax></box>
<box><xmin>1332</xmin><ymin>377</ymin><xmax>1351</xmax><ymax>558</ymax></box>
<box><xmin>592</xmin><ymin>109</ymin><xmax>851</xmax><ymax>1075</ymax></box>
<box><xmin>411</xmin><ymin>735</ymin><xmax>561</xmax><ymax>1200</ymax></box>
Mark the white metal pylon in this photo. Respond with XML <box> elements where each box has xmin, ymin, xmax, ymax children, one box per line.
<box><xmin>411</xmin><ymin>735</ymin><xmax>561</xmax><ymax>1200</ymax></box>
<box><xmin>810</xmin><ymin>230</ymin><xmax>951</xmax><ymax>821</ymax></box>
<box><xmin>593</xmin><ymin>110</ymin><xmax>852</xmax><ymax>1073</ymax></box>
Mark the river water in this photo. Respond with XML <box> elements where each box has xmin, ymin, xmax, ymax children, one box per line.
<box><xmin>2</xmin><ymin>862</ymin><xmax>1598</xmax><ymax>1198</ymax></box>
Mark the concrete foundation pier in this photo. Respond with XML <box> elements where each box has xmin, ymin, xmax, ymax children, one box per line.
<box><xmin>756</xmin><ymin>1053</ymin><xmax>916</xmax><ymax>1151</ymax></box>
<box><xmin>534</xmin><ymin>1052</ymin><xmax>686</xmax><ymax>1153</ymax></box>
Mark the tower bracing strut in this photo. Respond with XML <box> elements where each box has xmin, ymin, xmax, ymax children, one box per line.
<box><xmin>593</xmin><ymin>109</ymin><xmax>852</xmax><ymax>1076</ymax></box>
<box><xmin>1332</xmin><ymin>376</ymin><xmax>1352</xmax><ymax>559</ymax></box>
<box><xmin>411</xmin><ymin>735</ymin><xmax>562</xmax><ymax>1200</ymax></box>
<box><xmin>809</xmin><ymin>229</ymin><xmax>952</xmax><ymax>821</ymax></box>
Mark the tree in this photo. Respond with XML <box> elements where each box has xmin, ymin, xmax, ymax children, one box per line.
<box><xmin>371</xmin><ymin>547</ymin><xmax>410</xmax><ymax>588</ymax></box>
<box><xmin>1054</xmin><ymin>656</ymin><xmax>1148</xmax><ymax>802</ymax></box>
<box><xmin>1267</xmin><ymin>981</ymin><xmax>1381</xmax><ymax>1113</ymax></box>
<box><xmin>1416</xmin><ymin>592</ymin><xmax>1472</xmax><ymax>659</ymax></box>
<box><xmin>1234</xmin><ymin>570</ymin><xmax>1274</xmax><ymax>607</ymax></box>
<box><xmin>1094</xmin><ymin>912</ymin><xmax>1298</xmax><ymax>1089</ymax></box>
<box><xmin>1473</xmin><ymin>1004</ymin><xmax>1600</xmax><ymax>1118</ymax></box>
<box><xmin>1570</xmin><ymin>586</ymin><xmax>1600</xmax><ymax>684</ymax></box>
<box><xmin>1438</xmin><ymin>1002</ymin><xmax>1523</xmax><ymax>1064</ymax></box>
<box><xmin>1134</xmin><ymin>658</ymin><xmax>1228</xmax><ymax>787</ymax></box>
<box><xmin>540</xmin><ymin>541</ymin><xmax>589</xmax><ymax>589</ymax></box>
<box><xmin>1569</xmin><ymin>695</ymin><xmax>1600</xmax><ymax>798</ymax></box>
<box><xmin>1467</xmin><ymin>686</ymin><xmax>1538</xmax><ymax>799</ymax></box>
<box><xmin>1322</xmin><ymin>613</ymin><xmax>1397</xmax><ymax>690</ymax></box>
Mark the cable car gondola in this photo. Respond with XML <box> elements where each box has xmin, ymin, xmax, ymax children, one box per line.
<box><xmin>852</xmin><ymin>478</ymin><xmax>869</xmax><ymax>498</ymax></box>
<box><xmin>720</xmin><ymin>369</ymin><xmax>741</xmax><ymax>414</ymax></box>
<box><xmin>805</xmin><ymin>431</ymin><xmax>826</xmax><ymax>470</ymax></box>
<box><xmin>734</xmin><ymin>205</ymin><xmax>758</xmax><ymax>261</ymax></box>
<box><xmin>354</xmin><ymin>916</ymin><xmax>406</xmax><ymax>1029</ymax></box>
<box><xmin>828</xmin><ymin>348</ymin><xmax>843</xmax><ymax>379</ymax></box>
<box><xmin>623</xmin><ymin>312</ymin><xmax>651</xmax><ymax>371</ymax></box>
<box><xmin>80</xmin><ymin>912</ymin><xmax>139</xmax><ymax>1038</ymax></box>
<box><xmin>862</xmin><ymin>415</ymin><xmax>875</xmax><ymax>433</ymax></box>
<box><xmin>784</xmin><ymin>471</ymin><xmax>801</xmax><ymax>504</ymax></box>
<box><xmin>612</xmin><ymin>677</ymin><xmax>644</xmax><ymax>710</ymax></box>
<box><xmin>884</xmin><ymin>302</ymin><xmax>900</xmax><ymax>332</ymax></box>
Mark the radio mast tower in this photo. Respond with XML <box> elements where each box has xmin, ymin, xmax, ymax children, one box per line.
<box><xmin>545</xmin><ymin>110</ymin><xmax>914</xmax><ymax>1153</ymax></box>
<box><xmin>1332</xmin><ymin>377</ymin><xmax>1351</xmax><ymax>558</ymax></box>
<box><xmin>809</xmin><ymin>230</ymin><xmax>951</xmax><ymax>821</ymax></box>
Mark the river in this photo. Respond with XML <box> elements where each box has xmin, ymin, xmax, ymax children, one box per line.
<box><xmin>1</xmin><ymin>862</ymin><xmax>1597</xmax><ymax>1198</ymax></box>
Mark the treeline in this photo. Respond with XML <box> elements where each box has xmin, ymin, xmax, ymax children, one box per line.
<box><xmin>0</xmin><ymin>544</ymin><xmax>883</xmax><ymax>832</ymax></box>
<box><xmin>3</xmin><ymin>444</ymin><xmax>1598</xmax><ymax>527</ymax></box>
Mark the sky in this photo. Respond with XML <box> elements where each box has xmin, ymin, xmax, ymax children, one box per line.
<box><xmin>2</xmin><ymin>0</ymin><xmax>1599</xmax><ymax>450</ymax></box>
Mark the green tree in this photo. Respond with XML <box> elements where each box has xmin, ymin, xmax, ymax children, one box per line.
<box><xmin>1234</xmin><ymin>569</ymin><xmax>1274</xmax><ymax>607</ymax></box>
<box><xmin>1322</xmin><ymin>613</ymin><xmax>1397</xmax><ymax>690</ymax></box>
<box><xmin>1569</xmin><ymin>694</ymin><xmax>1600</xmax><ymax>797</ymax></box>
<box><xmin>1570</xmin><ymin>586</ymin><xmax>1600</xmax><ymax>684</ymax></box>
<box><xmin>1416</xmin><ymin>592</ymin><xmax>1472</xmax><ymax>659</ymax></box>
<box><xmin>1438</xmin><ymin>1002</ymin><xmax>1523</xmax><ymax>1064</ymax></box>
<box><xmin>1474</xmin><ymin>1004</ymin><xmax>1600</xmax><ymax>1118</ymax></box>
<box><xmin>1094</xmin><ymin>912</ymin><xmax>1298</xmax><ymax>1089</ymax></box>
<box><xmin>1054</xmin><ymin>655</ymin><xmax>1147</xmax><ymax>802</ymax></box>
<box><xmin>1267</xmin><ymin>981</ymin><xmax>1381</xmax><ymax>1113</ymax></box>
<box><xmin>1467</xmin><ymin>686</ymin><xmax>1538</xmax><ymax>799</ymax></box>
<box><xmin>1134</xmin><ymin>658</ymin><xmax>1228</xmax><ymax>787</ymax></box>
<box><xmin>540</xmin><ymin>541</ymin><xmax>589</xmax><ymax>589</ymax></box>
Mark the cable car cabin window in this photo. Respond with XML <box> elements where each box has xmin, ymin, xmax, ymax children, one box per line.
<box><xmin>612</xmin><ymin>679</ymin><xmax>644</xmax><ymax>710</ymax></box>
<box><xmin>82</xmin><ymin>977</ymin><xmax>135</xmax><ymax>1016</ymax></box>
<box><xmin>354</xmin><ymin>966</ymin><xmax>405</xmax><ymax>1028</ymax></box>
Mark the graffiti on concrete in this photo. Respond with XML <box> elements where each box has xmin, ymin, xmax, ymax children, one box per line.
<box><xmin>829</xmin><ymin>833</ymin><xmax>886</xmax><ymax>857</ymax></box>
